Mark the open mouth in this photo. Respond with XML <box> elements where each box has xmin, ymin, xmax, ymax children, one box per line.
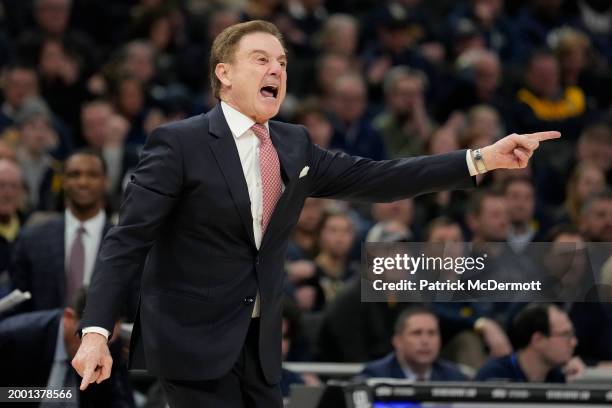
<box><xmin>260</xmin><ymin>85</ymin><xmax>278</xmax><ymax>99</ymax></box>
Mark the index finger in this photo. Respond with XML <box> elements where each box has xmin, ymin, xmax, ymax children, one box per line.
<box><xmin>80</xmin><ymin>364</ymin><xmax>98</xmax><ymax>391</ymax></box>
<box><xmin>526</xmin><ymin>131</ymin><xmax>561</xmax><ymax>141</ymax></box>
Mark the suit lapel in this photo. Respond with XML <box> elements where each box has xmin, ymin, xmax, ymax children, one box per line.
<box><xmin>207</xmin><ymin>104</ymin><xmax>257</xmax><ymax>249</ymax></box>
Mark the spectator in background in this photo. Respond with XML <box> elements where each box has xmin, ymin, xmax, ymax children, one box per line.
<box><xmin>466</xmin><ymin>189</ymin><xmax>509</xmax><ymax>242</ymax></box>
<box><xmin>576</xmin><ymin>123</ymin><xmax>612</xmax><ymax>182</ymax></box>
<box><xmin>313</xmin><ymin>53</ymin><xmax>351</xmax><ymax>105</ymax></box>
<box><xmin>373</xmin><ymin>66</ymin><xmax>431</xmax><ymax>158</ymax></box>
<box><xmin>361</xmin><ymin>307</ymin><xmax>467</xmax><ymax>381</ymax></box>
<box><xmin>327</xmin><ymin>71</ymin><xmax>387</xmax><ymax>160</ymax></box>
<box><xmin>80</xmin><ymin>99</ymin><xmax>139</xmax><ymax>206</ymax></box>
<box><xmin>438</xmin><ymin>50</ymin><xmax>510</xmax><ymax>127</ymax></box>
<box><xmin>16</xmin><ymin>0</ymin><xmax>96</xmax><ymax>78</ymax></box>
<box><xmin>446</xmin><ymin>0</ymin><xmax>519</xmax><ymax>63</ymax></box>
<box><xmin>425</xmin><ymin>217</ymin><xmax>511</xmax><ymax>370</ymax></box>
<box><xmin>370</xmin><ymin>198</ymin><xmax>416</xmax><ymax>239</ymax></box>
<box><xmin>552</xmin><ymin>27</ymin><xmax>612</xmax><ymax>113</ymax></box>
<box><xmin>293</xmin><ymin>100</ymin><xmax>333</xmax><ymax>149</ymax></box>
<box><xmin>316</xmin><ymin>221</ymin><xmax>411</xmax><ymax>363</ymax></box>
<box><xmin>9</xmin><ymin>150</ymin><xmax>117</xmax><ymax>313</ymax></box>
<box><xmin>0</xmin><ymin>139</ymin><xmax>17</xmax><ymax>162</ymax></box>
<box><xmin>463</xmin><ymin>104</ymin><xmax>503</xmax><ymax>148</ymax></box>
<box><xmin>476</xmin><ymin>304</ymin><xmax>580</xmax><ymax>383</ymax></box>
<box><xmin>293</xmin><ymin>209</ymin><xmax>356</xmax><ymax>311</ymax></box>
<box><xmin>316</xmin><ymin>14</ymin><xmax>359</xmax><ymax>61</ymax></box>
<box><xmin>0</xmin><ymin>160</ymin><xmax>25</xmax><ymax>297</ymax></box>
<box><xmin>0</xmin><ymin>65</ymin><xmax>39</xmax><ymax>132</ymax></box>
<box><xmin>561</xmin><ymin>162</ymin><xmax>606</xmax><ymax>226</ymax></box>
<box><xmin>503</xmin><ymin>177</ymin><xmax>543</xmax><ymax>251</ymax></box>
<box><xmin>514</xmin><ymin>0</ymin><xmax>578</xmax><ymax>54</ymax></box>
<box><xmin>13</xmin><ymin>97</ymin><xmax>62</xmax><ymax>212</ymax></box>
<box><xmin>579</xmin><ymin>190</ymin><xmax>612</xmax><ymax>242</ymax></box>
<box><xmin>110</xmin><ymin>75</ymin><xmax>148</xmax><ymax>146</ymax></box>
<box><xmin>0</xmin><ymin>288</ymin><xmax>135</xmax><ymax>407</ymax></box>
<box><xmin>546</xmin><ymin>225</ymin><xmax>612</xmax><ymax>363</ymax></box>
<box><xmin>38</xmin><ymin>38</ymin><xmax>89</xmax><ymax>133</ymax></box>
<box><xmin>515</xmin><ymin>50</ymin><xmax>587</xmax><ymax>139</ymax></box>
<box><xmin>287</xmin><ymin>197</ymin><xmax>325</xmax><ymax>261</ymax></box>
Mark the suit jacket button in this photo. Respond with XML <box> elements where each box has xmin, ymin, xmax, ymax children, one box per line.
<box><xmin>244</xmin><ymin>297</ymin><xmax>255</xmax><ymax>305</ymax></box>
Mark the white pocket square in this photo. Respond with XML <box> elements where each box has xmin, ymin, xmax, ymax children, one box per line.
<box><xmin>299</xmin><ymin>166</ymin><xmax>309</xmax><ymax>178</ymax></box>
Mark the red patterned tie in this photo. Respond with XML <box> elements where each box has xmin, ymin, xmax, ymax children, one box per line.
<box><xmin>251</xmin><ymin>123</ymin><xmax>282</xmax><ymax>233</ymax></box>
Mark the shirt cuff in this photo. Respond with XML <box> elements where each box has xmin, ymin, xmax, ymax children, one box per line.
<box><xmin>82</xmin><ymin>326</ymin><xmax>110</xmax><ymax>340</ymax></box>
<box><xmin>465</xmin><ymin>149</ymin><xmax>478</xmax><ymax>177</ymax></box>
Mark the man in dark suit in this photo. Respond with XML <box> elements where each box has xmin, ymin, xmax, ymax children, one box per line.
<box><xmin>9</xmin><ymin>149</ymin><xmax>127</xmax><ymax>312</ymax></box>
<box><xmin>360</xmin><ymin>306</ymin><xmax>467</xmax><ymax>381</ymax></box>
<box><xmin>0</xmin><ymin>289</ymin><xmax>134</xmax><ymax>408</ymax></box>
<box><xmin>73</xmin><ymin>20</ymin><xmax>559</xmax><ymax>408</ymax></box>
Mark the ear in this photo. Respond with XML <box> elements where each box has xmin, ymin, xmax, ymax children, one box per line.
<box><xmin>215</xmin><ymin>63</ymin><xmax>232</xmax><ymax>88</ymax></box>
<box><xmin>391</xmin><ymin>334</ymin><xmax>401</xmax><ymax>351</ymax></box>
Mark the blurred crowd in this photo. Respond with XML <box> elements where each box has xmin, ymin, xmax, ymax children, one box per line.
<box><xmin>0</xmin><ymin>0</ymin><xmax>611</xmax><ymax>406</ymax></box>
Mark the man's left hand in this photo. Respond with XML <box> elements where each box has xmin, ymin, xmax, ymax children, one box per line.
<box><xmin>481</xmin><ymin>131</ymin><xmax>561</xmax><ymax>171</ymax></box>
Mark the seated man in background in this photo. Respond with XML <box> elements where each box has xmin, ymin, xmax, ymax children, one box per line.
<box><xmin>360</xmin><ymin>306</ymin><xmax>467</xmax><ymax>381</ymax></box>
<box><xmin>0</xmin><ymin>288</ymin><xmax>134</xmax><ymax>407</ymax></box>
<box><xmin>476</xmin><ymin>303</ymin><xmax>583</xmax><ymax>383</ymax></box>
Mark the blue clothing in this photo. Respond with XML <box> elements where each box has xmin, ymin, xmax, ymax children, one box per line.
<box><xmin>361</xmin><ymin>352</ymin><xmax>467</xmax><ymax>381</ymax></box>
<box><xmin>475</xmin><ymin>353</ymin><xmax>565</xmax><ymax>383</ymax></box>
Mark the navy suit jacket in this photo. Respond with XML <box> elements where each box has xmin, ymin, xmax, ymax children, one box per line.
<box><xmin>81</xmin><ymin>103</ymin><xmax>475</xmax><ymax>384</ymax></box>
<box><xmin>361</xmin><ymin>352</ymin><xmax>467</xmax><ymax>381</ymax></box>
<box><xmin>9</xmin><ymin>214</ymin><xmax>113</xmax><ymax>312</ymax></box>
<box><xmin>0</xmin><ymin>309</ymin><xmax>134</xmax><ymax>408</ymax></box>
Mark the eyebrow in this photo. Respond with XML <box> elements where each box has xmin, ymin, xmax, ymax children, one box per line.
<box><xmin>249</xmin><ymin>49</ymin><xmax>287</xmax><ymax>61</ymax></box>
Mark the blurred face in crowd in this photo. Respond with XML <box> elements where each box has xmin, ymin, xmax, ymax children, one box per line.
<box><xmin>330</xmin><ymin>74</ymin><xmax>366</xmax><ymax>124</ymax></box>
<box><xmin>429</xmin><ymin>128</ymin><xmax>459</xmax><ymax>155</ymax></box>
<box><xmin>318</xmin><ymin>214</ymin><xmax>354</xmax><ymax>259</ymax></box>
<box><xmin>281</xmin><ymin>318</ymin><xmax>291</xmax><ymax>359</ymax></box>
<box><xmin>208</xmin><ymin>10</ymin><xmax>241</xmax><ymax>40</ymax></box>
<box><xmin>300</xmin><ymin>112</ymin><xmax>332</xmax><ymax>148</ymax></box>
<box><xmin>117</xmin><ymin>77</ymin><xmax>145</xmax><ymax>118</ymax></box>
<box><xmin>0</xmin><ymin>140</ymin><xmax>16</xmax><ymax>162</ymax></box>
<box><xmin>20</xmin><ymin>116</ymin><xmax>57</xmax><ymax>156</ymax></box>
<box><xmin>533</xmin><ymin>307</ymin><xmax>577</xmax><ymax>368</ymax></box>
<box><xmin>297</xmin><ymin>198</ymin><xmax>324</xmax><ymax>233</ymax></box>
<box><xmin>575</xmin><ymin>164</ymin><xmax>605</xmax><ymax>202</ymax></box>
<box><xmin>577</xmin><ymin>131</ymin><xmax>612</xmax><ymax>173</ymax></box>
<box><xmin>387</xmin><ymin>75</ymin><xmax>424</xmax><ymax>117</ymax></box>
<box><xmin>474</xmin><ymin>53</ymin><xmax>500</xmax><ymax>99</ymax></box>
<box><xmin>580</xmin><ymin>198</ymin><xmax>612</xmax><ymax>242</ymax></box>
<box><xmin>321</xmin><ymin>17</ymin><xmax>358</xmax><ymax>57</ymax></box>
<box><xmin>36</xmin><ymin>0</ymin><xmax>71</xmax><ymax>36</ymax></box>
<box><xmin>428</xmin><ymin>224</ymin><xmax>464</xmax><ymax>243</ymax></box>
<box><xmin>123</xmin><ymin>42</ymin><xmax>155</xmax><ymax>84</ymax></box>
<box><xmin>317</xmin><ymin>54</ymin><xmax>350</xmax><ymax>97</ymax></box>
<box><xmin>63</xmin><ymin>153</ymin><xmax>107</xmax><ymax>213</ymax></box>
<box><xmin>0</xmin><ymin>160</ymin><xmax>23</xmax><ymax>220</ymax></box>
<box><xmin>4</xmin><ymin>68</ymin><xmax>38</xmax><ymax>110</ymax></box>
<box><xmin>393</xmin><ymin>313</ymin><xmax>441</xmax><ymax>372</ymax></box>
<box><xmin>81</xmin><ymin>102</ymin><xmax>113</xmax><ymax>148</ymax></box>
<box><xmin>467</xmin><ymin>106</ymin><xmax>501</xmax><ymax>144</ymax></box>
<box><xmin>470</xmin><ymin>196</ymin><xmax>509</xmax><ymax>242</ymax></box>
<box><xmin>505</xmin><ymin>180</ymin><xmax>535</xmax><ymax>226</ymax></box>
<box><xmin>526</xmin><ymin>55</ymin><xmax>560</xmax><ymax>99</ymax></box>
<box><xmin>546</xmin><ymin>233</ymin><xmax>587</xmax><ymax>288</ymax></box>
<box><xmin>372</xmin><ymin>199</ymin><xmax>414</xmax><ymax>226</ymax></box>
<box><xmin>217</xmin><ymin>32</ymin><xmax>287</xmax><ymax>124</ymax></box>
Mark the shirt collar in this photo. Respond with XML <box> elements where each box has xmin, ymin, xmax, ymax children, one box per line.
<box><xmin>65</xmin><ymin>208</ymin><xmax>106</xmax><ymax>235</ymax></box>
<box><xmin>220</xmin><ymin>101</ymin><xmax>269</xmax><ymax>139</ymax></box>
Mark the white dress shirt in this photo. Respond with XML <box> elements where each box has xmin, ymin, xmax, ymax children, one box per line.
<box><xmin>65</xmin><ymin>209</ymin><xmax>106</xmax><ymax>286</ymax></box>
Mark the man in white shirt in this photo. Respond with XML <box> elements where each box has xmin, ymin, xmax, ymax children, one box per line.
<box><xmin>73</xmin><ymin>20</ymin><xmax>559</xmax><ymax>408</ymax></box>
<box><xmin>10</xmin><ymin>149</ymin><xmax>116</xmax><ymax>311</ymax></box>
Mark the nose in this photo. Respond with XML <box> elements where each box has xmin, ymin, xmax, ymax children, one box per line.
<box><xmin>268</xmin><ymin>60</ymin><xmax>283</xmax><ymax>76</ymax></box>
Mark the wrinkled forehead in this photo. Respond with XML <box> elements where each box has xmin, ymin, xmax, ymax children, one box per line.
<box><xmin>234</xmin><ymin>32</ymin><xmax>287</xmax><ymax>60</ymax></box>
